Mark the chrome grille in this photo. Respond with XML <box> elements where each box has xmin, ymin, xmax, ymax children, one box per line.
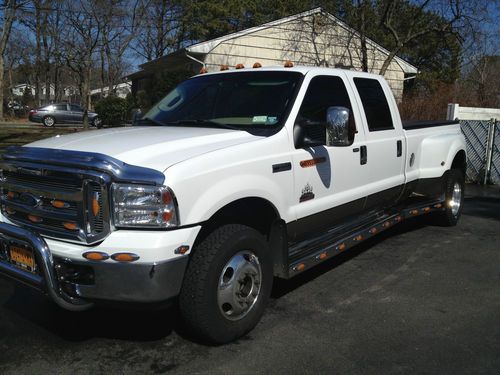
<box><xmin>0</xmin><ymin>169</ymin><xmax>110</xmax><ymax>244</ymax></box>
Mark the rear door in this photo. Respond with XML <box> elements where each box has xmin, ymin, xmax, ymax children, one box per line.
<box><xmin>347</xmin><ymin>75</ymin><xmax>405</xmax><ymax>211</ymax></box>
<box><xmin>69</xmin><ymin>104</ymin><xmax>84</xmax><ymax>123</ymax></box>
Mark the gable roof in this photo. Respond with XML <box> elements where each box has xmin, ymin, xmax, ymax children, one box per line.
<box><xmin>185</xmin><ymin>7</ymin><xmax>418</xmax><ymax>74</ymax></box>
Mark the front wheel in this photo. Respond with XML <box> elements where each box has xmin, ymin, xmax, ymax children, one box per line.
<box><xmin>179</xmin><ymin>224</ymin><xmax>273</xmax><ymax>344</ymax></box>
<box><xmin>433</xmin><ymin>169</ymin><xmax>464</xmax><ymax>226</ymax></box>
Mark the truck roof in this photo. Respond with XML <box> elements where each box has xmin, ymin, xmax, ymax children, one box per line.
<box><xmin>197</xmin><ymin>65</ymin><xmax>384</xmax><ymax>80</ymax></box>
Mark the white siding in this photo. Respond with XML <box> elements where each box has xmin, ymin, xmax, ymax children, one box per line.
<box><xmin>204</xmin><ymin>14</ymin><xmax>406</xmax><ymax>101</ymax></box>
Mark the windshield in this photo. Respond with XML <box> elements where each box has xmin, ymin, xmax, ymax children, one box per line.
<box><xmin>141</xmin><ymin>71</ymin><xmax>302</xmax><ymax>130</ymax></box>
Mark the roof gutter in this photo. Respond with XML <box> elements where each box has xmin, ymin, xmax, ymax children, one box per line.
<box><xmin>185</xmin><ymin>51</ymin><xmax>205</xmax><ymax>68</ymax></box>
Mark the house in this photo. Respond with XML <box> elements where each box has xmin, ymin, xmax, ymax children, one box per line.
<box><xmin>11</xmin><ymin>83</ymin><xmax>76</xmax><ymax>102</ymax></box>
<box><xmin>127</xmin><ymin>8</ymin><xmax>418</xmax><ymax>101</ymax></box>
<box><xmin>90</xmin><ymin>82</ymin><xmax>132</xmax><ymax>100</ymax></box>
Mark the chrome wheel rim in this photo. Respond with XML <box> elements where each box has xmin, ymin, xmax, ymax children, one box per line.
<box><xmin>450</xmin><ymin>182</ymin><xmax>462</xmax><ymax>216</ymax></box>
<box><xmin>217</xmin><ymin>250</ymin><xmax>262</xmax><ymax>321</ymax></box>
<box><xmin>45</xmin><ymin>117</ymin><xmax>54</xmax><ymax>126</ymax></box>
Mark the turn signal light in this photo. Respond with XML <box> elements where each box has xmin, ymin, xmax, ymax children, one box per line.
<box><xmin>318</xmin><ymin>252</ymin><xmax>327</xmax><ymax>260</ymax></box>
<box><xmin>83</xmin><ymin>251</ymin><xmax>109</xmax><ymax>261</ymax></box>
<box><xmin>338</xmin><ymin>243</ymin><xmax>346</xmax><ymax>251</ymax></box>
<box><xmin>111</xmin><ymin>253</ymin><xmax>139</xmax><ymax>262</ymax></box>
<box><xmin>235</xmin><ymin>63</ymin><xmax>245</xmax><ymax>69</ymax></box>
<box><xmin>63</xmin><ymin>222</ymin><xmax>78</xmax><ymax>230</ymax></box>
<box><xmin>284</xmin><ymin>60</ymin><xmax>294</xmax><ymax>67</ymax></box>
<box><xmin>28</xmin><ymin>215</ymin><xmax>42</xmax><ymax>223</ymax></box>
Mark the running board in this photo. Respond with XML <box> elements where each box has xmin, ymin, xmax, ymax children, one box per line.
<box><xmin>287</xmin><ymin>200</ymin><xmax>445</xmax><ymax>277</ymax></box>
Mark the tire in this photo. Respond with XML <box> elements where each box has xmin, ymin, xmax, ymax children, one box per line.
<box><xmin>433</xmin><ymin>169</ymin><xmax>464</xmax><ymax>226</ymax></box>
<box><xmin>179</xmin><ymin>224</ymin><xmax>273</xmax><ymax>344</ymax></box>
<box><xmin>43</xmin><ymin>115</ymin><xmax>56</xmax><ymax>127</ymax></box>
<box><xmin>92</xmin><ymin>117</ymin><xmax>102</xmax><ymax>129</ymax></box>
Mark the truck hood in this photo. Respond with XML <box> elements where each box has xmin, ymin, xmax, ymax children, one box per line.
<box><xmin>27</xmin><ymin>126</ymin><xmax>261</xmax><ymax>172</ymax></box>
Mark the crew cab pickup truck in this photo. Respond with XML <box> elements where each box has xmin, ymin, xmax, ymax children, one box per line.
<box><xmin>0</xmin><ymin>66</ymin><xmax>466</xmax><ymax>344</ymax></box>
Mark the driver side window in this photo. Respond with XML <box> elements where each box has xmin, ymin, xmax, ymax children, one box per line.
<box><xmin>295</xmin><ymin>75</ymin><xmax>355</xmax><ymax>147</ymax></box>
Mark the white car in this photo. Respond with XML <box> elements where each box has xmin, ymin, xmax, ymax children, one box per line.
<box><xmin>0</xmin><ymin>66</ymin><xmax>466</xmax><ymax>343</ymax></box>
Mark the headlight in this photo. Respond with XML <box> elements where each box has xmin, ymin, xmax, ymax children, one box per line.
<box><xmin>111</xmin><ymin>184</ymin><xmax>178</xmax><ymax>228</ymax></box>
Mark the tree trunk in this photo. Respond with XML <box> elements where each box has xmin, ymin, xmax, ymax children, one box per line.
<box><xmin>379</xmin><ymin>49</ymin><xmax>399</xmax><ymax>76</ymax></box>
<box><xmin>359</xmin><ymin>1</ymin><xmax>369</xmax><ymax>72</ymax></box>
<box><xmin>0</xmin><ymin>56</ymin><xmax>4</xmax><ymax>121</ymax></box>
<box><xmin>35</xmin><ymin>2</ymin><xmax>42</xmax><ymax>106</ymax></box>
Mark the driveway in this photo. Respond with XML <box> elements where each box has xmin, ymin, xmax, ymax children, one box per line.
<box><xmin>0</xmin><ymin>185</ymin><xmax>499</xmax><ymax>374</ymax></box>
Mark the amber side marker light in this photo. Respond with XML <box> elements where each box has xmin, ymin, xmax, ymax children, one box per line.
<box><xmin>111</xmin><ymin>253</ymin><xmax>140</xmax><ymax>262</ymax></box>
<box><xmin>235</xmin><ymin>63</ymin><xmax>245</xmax><ymax>69</ymax></box>
<box><xmin>28</xmin><ymin>215</ymin><xmax>43</xmax><ymax>223</ymax></box>
<box><xmin>63</xmin><ymin>222</ymin><xmax>78</xmax><ymax>230</ymax></box>
<box><xmin>175</xmin><ymin>245</ymin><xmax>190</xmax><ymax>255</ymax></box>
<box><xmin>199</xmin><ymin>67</ymin><xmax>208</xmax><ymax>74</ymax></box>
<box><xmin>83</xmin><ymin>251</ymin><xmax>109</xmax><ymax>261</ymax></box>
<box><xmin>295</xmin><ymin>263</ymin><xmax>306</xmax><ymax>271</ymax></box>
<box><xmin>369</xmin><ymin>227</ymin><xmax>378</xmax><ymax>234</ymax></box>
<box><xmin>284</xmin><ymin>60</ymin><xmax>294</xmax><ymax>67</ymax></box>
<box><xmin>220</xmin><ymin>64</ymin><xmax>229</xmax><ymax>71</ymax></box>
<box><xmin>253</xmin><ymin>62</ymin><xmax>262</xmax><ymax>68</ymax></box>
<box><xmin>7</xmin><ymin>191</ymin><xmax>15</xmax><ymax>199</ymax></box>
<box><xmin>338</xmin><ymin>243</ymin><xmax>346</xmax><ymax>251</ymax></box>
<box><xmin>317</xmin><ymin>252</ymin><xmax>327</xmax><ymax>260</ymax></box>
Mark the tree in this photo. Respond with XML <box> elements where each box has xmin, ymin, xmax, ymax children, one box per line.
<box><xmin>62</xmin><ymin>0</ymin><xmax>102</xmax><ymax>129</ymax></box>
<box><xmin>0</xmin><ymin>0</ymin><xmax>23</xmax><ymax>121</ymax></box>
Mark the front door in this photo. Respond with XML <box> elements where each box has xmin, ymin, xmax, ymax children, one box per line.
<box><xmin>289</xmin><ymin>72</ymin><xmax>369</xmax><ymax>243</ymax></box>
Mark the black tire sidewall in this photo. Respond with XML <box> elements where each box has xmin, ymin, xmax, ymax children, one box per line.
<box><xmin>181</xmin><ymin>225</ymin><xmax>273</xmax><ymax>343</ymax></box>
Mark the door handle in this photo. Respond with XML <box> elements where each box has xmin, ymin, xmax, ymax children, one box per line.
<box><xmin>360</xmin><ymin>145</ymin><xmax>367</xmax><ymax>165</ymax></box>
<box><xmin>397</xmin><ymin>140</ymin><xmax>402</xmax><ymax>157</ymax></box>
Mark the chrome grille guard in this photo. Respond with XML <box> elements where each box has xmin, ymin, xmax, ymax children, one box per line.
<box><xmin>0</xmin><ymin>146</ymin><xmax>166</xmax><ymax>245</ymax></box>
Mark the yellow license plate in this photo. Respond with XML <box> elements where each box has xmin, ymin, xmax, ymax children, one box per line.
<box><xmin>9</xmin><ymin>246</ymin><xmax>36</xmax><ymax>272</ymax></box>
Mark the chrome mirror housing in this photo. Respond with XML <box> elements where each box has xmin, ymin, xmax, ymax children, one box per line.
<box><xmin>326</xmin><ymin>106</ymin><xmax>350</xmax><ymax>146</ymax></box>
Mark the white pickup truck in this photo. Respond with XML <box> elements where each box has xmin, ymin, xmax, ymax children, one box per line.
<box><xmin>0</xmin><ymin>66</ymin><xmax>466</xmax><ymax>343</ymax></box>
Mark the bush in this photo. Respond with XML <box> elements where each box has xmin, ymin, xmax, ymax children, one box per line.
<box><xmin>94</xmin><ymin>96</ymin><xmax>128</xmax><ymax>126</ymax></box>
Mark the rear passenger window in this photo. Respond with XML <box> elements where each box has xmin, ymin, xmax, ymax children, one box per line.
<box><xmin>353</xmin><ymin>78</ymin><xmax>394</xmax><ymax>131</ymax></box>
<box><xmin>54</xmin><ymin>104</ymin><xmax>67</xmax><ymax>111</ymax></box>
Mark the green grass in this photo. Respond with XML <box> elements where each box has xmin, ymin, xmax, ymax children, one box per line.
<box><xmin>0</xmin><ymin>125</ymin><xmax>89</xmax><ymax>155</ymax></box>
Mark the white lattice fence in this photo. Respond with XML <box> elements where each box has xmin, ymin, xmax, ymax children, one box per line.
<box><xmin>448</xmin><ymin>104</ymin><xmax>500</xmax><ymax>184</ymax></box>
<box><xmin>459</xmin><ymin>120</ymin><xmax>489</xmax><ymax>183</ymax></box>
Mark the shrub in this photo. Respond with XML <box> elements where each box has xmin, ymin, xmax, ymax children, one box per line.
<box><xmin>94</xmin><ymin>96</ymin><xmax>128</xmax><ymax>126</ymax></box>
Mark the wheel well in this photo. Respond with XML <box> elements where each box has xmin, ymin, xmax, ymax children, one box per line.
<box><xmin>451</xmin><ymin>150</ymin><xmax>466</xmax><ymax>176</ymax></box>
<box><xmin>197</xmin><ymin>197</ymin><xmax>280</xmax><ymax>241</ymax></box>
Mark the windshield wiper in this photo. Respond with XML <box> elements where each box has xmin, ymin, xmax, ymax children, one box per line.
<box><xmin>161</xmin><ymin>119</ymin><xmax>242</xmax><ymax>131</ymax></box>
<box><xmin>135</xmin><ymin>117</ymin><xmax>168</xmax><ymax>126</ymax></box>
<box><xmin>136</xmin><ymin>117</ymin><xmax>241</xmax><ymax>131</ymax></box>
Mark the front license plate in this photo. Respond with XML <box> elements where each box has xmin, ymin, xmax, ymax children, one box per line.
<box><xmin>9</xmin><ymin>246</ymin><xmax>36</xmax><ymax>273</ymax></box>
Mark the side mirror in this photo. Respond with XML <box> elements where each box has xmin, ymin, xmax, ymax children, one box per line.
<box><xmin>326</xmin><ymin>106</ymin><xmax>351</xmax><ymax>147</ymax></box>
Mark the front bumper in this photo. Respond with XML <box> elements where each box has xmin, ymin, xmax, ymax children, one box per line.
<box><xmin>0</xmin><ymin>222</ymin><xmax>195</xmax><ymax>310</ymax></box>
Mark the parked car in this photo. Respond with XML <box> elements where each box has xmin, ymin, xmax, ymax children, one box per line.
<box><xmin>0</xmin><ymin>65</ymin><xmax>466</xmax><ymax>344</ymax></box>
<box><xmin>28</xmin><ymin>103</ymin><xmax>102</xmax><ymax>128</ymax></box>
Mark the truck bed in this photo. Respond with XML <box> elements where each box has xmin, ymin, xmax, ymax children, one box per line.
<box><xmin>402</xmin><ymin>120</ymin><xmax>459</xmax><ymax>130</ymax></box>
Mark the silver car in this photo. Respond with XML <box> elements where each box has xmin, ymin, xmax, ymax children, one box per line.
<box><xmin>29</xmin><ymin>103</ymin><xmax>102</xmax><ymax>128</ymax></box>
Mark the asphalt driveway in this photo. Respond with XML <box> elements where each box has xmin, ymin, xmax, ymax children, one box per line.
<box><xmin>0</xmin><ymin>185</ymin><xmax>499</xmax><ymax>374</ymax></box>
